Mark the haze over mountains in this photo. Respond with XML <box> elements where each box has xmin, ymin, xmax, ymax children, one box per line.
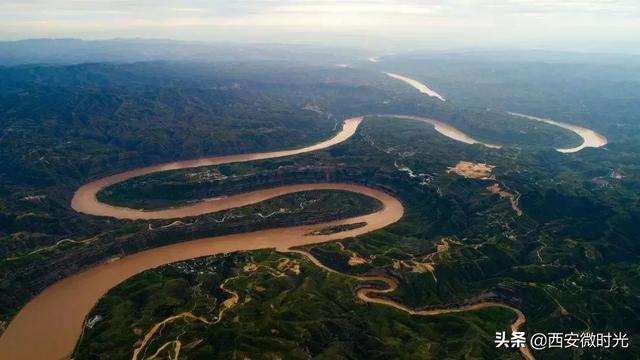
<box><xmin>0</xmin><ymin>39</ymin><xmax>367</xmax><ymax>66</ymax></box>
<box><xmin>3</xmin><ymin>38</ymin><xmax>640</xmax><ymax>68</ymax></box>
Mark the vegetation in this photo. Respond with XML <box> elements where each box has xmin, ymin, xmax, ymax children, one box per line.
<box><xmin>76</xmin><ymin>251</ymin><xmax>519</xmax><ymax>360</ymax></box>
<box><xmin>2</xmin><ymin>57</ymin><xmax>640</xmax><ymax>359</ymax></box>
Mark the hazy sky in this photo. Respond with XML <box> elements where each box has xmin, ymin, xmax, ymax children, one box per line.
<box><xmin>2</xmin><ymin>0</ymin><xmax>639</xmax><ymax>53</ymax></box>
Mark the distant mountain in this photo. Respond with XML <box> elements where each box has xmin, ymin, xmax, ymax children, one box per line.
<box><xmin>0</xmin><ymin>38</ymin><xmax>366</xmax><ymax>66</ymax></box>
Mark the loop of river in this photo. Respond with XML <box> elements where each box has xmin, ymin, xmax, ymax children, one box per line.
<box><xmin>2</xmin><ymin>87</ymin><xmax>605</xmax><ymax>359</ymax></box>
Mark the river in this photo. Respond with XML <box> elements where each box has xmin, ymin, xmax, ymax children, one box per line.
<box><xmin>1</xmin><ymin>113</ymin><xmax>546</xmax><ymax>359</ymax></box>
<box><xmin>385</xmin><ymin>72</ymin><xmax>447</xmax><ymax>101</ymax></box>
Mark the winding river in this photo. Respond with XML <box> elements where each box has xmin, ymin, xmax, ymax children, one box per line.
<box><xmin>0</xmin><ymin>115</ymin><xmax>536</xmax><ymax>360</ymax></box>
<box><xmin>2</xmin><ymin>67</ymin><xmax>609</xmax><ymax>359</ymax></box>
<box><xmin>383</xmin><ymin>71</ymin><xmax>608</xmax><ymax>152</ymax></box>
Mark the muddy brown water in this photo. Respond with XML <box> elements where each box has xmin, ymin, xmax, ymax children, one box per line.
<box><xmin>0</xmin><ymin>183</ymin><xmax>403</xmax><ymax>360</ymax></box>
<box><xmin>1</xmin><ymin>114</ymin><xmax>539</xmax><ymax>359</ymax></box>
